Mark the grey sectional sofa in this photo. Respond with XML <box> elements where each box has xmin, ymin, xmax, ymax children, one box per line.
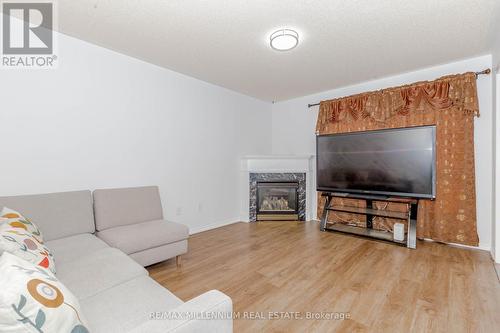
<box><xmin>0</xmin><ymin>189</ymin><xmax>233</xmax><ymax>333</ymax></box>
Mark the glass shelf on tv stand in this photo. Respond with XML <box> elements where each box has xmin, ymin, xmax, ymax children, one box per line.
<box><xmin>324</xmin><ymin>223</ymin><xmax>407</xmax><ymax>245</ymax></box>
<box><xmin>319</xmin><ymin>192</ymin><xmax>418</xmax><ymax>249</ymax></box>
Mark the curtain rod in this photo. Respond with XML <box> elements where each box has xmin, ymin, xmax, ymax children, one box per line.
<box><xmin>307</xmin><ymin>68</ymin><xmax>491</xmax><ymax>108</ymax></box>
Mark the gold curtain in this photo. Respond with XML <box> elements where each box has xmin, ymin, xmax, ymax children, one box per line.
<box><xmin>316</xmin><ymin>73</ymin><xmax>479</xmax><ymax>246</ymax></box>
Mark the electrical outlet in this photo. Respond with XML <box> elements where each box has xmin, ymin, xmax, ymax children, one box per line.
<box><xmin>176</xmin><ymin>206</ymin><xmax>182</xmax><ymax>216</ymax></box>
<box><xmin>197</xmin><ymin>203</ymin><xmax>203</xmax><ymax>212</ymax></box>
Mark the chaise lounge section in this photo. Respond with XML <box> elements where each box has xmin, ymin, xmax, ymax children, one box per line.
<box><xmin>93</xmin><ymin>186</ymin><xmax>189</xmax><ymax>267</ymax></box>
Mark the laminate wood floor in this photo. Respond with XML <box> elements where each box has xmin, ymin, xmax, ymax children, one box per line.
<box><xmin>148</xmin><ymin>221</ymin><xmax>500</xmax><ymax>333</ymax></box>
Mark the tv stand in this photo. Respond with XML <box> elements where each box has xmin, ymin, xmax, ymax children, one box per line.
<box><xmin>320</xmin><ymin>192</ymin><xmax>418</xmax><ymax>249</ymax></box>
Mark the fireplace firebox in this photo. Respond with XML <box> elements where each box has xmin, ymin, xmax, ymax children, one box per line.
<box><xmin>256</xmin><ymin>181</ymin><xmax>299</xmax><ymax>221</ymax></box>
<box><xmin>249</xmin><ymin>172</ymin><xmax>306</xmax><ymax>222</ymax></box>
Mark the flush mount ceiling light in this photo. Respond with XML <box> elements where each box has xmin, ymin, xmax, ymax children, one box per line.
<box><xmin>270</xmin><ymin>29</ymin><xmax>299</xmax><ymax>51</ymax></box>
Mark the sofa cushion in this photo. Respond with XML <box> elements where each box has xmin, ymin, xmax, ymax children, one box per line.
<box><xmin>0</xmin><ymin>252</ymin><xmax>90</xmax><ymax>333</ymax></box>
<box><xmin>127</xmin><ymin>290</ymin><xmax>233</xmax><ymax>333</ymax></box>
<box><xmin>56</xmin><ymin>247</ymin><xmax>147</xmax><ymax>300</ymax></box>
<box><xmin>0</xmin><ymin>190</ymin><xmax>95</xmax><ymax>241</ymax></box>
<box><xmin>45</xmin><ymin>234</ymin><xmax>109</xmax><ymax>264</ymax></box>
<box><xmin>93</xmin><ymin>186</ymin><xmax>163</xmax><ymax>231</ymax></box>
<box><xmin>80</xmin><ymin>275</ymin><xmax>183</xmax><ymax>333</ymax></box>
<box><xmin>130</xmin><ymin>240</ymin><xmax>187</xmax><ymax>267</ymax></box>
<box><xmin>97</xmin><ymin>220</ymin><xmax>189</xmax><ymax>255</ymax></box>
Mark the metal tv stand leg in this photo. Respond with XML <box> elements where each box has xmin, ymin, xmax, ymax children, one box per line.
<box><xmin>407</xmin><ymin>202</ymin><xmax>418</xmax><ymax>249</ymax></box>
<box><xmin>320</xmin><ymin>195</ymin><xmax>332</xmax><ymax>231</ymax></box>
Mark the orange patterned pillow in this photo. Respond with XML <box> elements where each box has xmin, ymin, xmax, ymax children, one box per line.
<box><xmin>0</xmin><ymin>208</ymin><xmax>55</xmax><ymax>274</ymax></box>
<box><xmin>1</xmin><ymin>207</ymin><xmax>44</xmax><ymax>243</ymax></box>
<box><xmin>0</xmin><ymin>252</ymin><xmax>88</xmax><ymax>332</ymax></box>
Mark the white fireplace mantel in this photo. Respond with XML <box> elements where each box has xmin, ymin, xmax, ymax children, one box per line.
<box><xmin>241</xmin><ymin>154</ymin><xmax>314</xmax><ymax>173</ymax></box>
<box><xmin>239</xmin><ymin>155</ymin><xmax>316</xmax><ymax>222</ymax></box>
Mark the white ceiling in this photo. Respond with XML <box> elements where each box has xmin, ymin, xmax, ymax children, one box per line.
<box><xmin>56</xmin><ymin>0</ymin><xmax>500</xmax><ymax>101</ymax></box>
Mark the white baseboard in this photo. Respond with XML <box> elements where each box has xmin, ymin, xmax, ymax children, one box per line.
<box><xmin>422</xmin><ymin>238</ymin><xmax>491</xmax><ymax>252</ymax></box>
<box><xmin>494</xmin><ymin>263</ymin><xmax>500</xmax><ymax>282</ymax></box>
<box><xmin>189</xmin><ymin>218</ymin><xmax>240</xmax><ymax>235</ymax></box>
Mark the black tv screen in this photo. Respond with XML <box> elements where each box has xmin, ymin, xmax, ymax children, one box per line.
<box><xmin>316</xmin><ymin>126</ymin><xmax>436</xmax><ymax>198</ymax></box>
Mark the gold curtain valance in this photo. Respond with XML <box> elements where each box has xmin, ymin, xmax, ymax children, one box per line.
<box><xmin>316</xmin><ymin>72</ymin><xmax>479</xmax><ymax>133</ymax></box>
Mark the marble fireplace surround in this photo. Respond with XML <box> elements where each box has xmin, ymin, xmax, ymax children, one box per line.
<box><xmin>240</xmin><ymin>155</ymin><xmax>315</xmax><ymax>222</ymax></box>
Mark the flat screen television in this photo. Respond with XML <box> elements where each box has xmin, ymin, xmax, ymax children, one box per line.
<box><xmin>316</xmin><ymin>125</ymin><xmax>436</xmax><ymax>199</ymax></box>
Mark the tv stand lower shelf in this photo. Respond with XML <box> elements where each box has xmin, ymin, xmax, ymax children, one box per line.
<box><xmin>319</xmin><ymin>193</ymin><xmax>418</xmax><ymax>249</ymax></box>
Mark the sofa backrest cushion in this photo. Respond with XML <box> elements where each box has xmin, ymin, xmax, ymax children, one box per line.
<box><xmin>0</xmin><ymin>190</ymin><xmax>95</xmax><ymax>241</ymax></box>
<box><xmin>93</xmin><ymin>186</ymin><xmax>163</xmax><ymax>231</ymax></box>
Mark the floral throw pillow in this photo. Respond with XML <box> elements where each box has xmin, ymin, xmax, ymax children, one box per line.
<box><xmin>0</xmin><ymin>223</ymin><xmax>56</xmax><ymax>274</ymax></box>
<box><xmin>1</xmin><ymin>207</ymin><xmax>44</xmax><ymax>243</ymax></box>
<box><xmin>0</xmin><ymin>252</ymin><xmax>89</xmax><ymax>333</ymax></box>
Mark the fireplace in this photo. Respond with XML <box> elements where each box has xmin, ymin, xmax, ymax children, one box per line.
<box><xmin>249</xmin><ymin>172</ymin><xmax>306</xmax><ymax>222</ymax></box>
<box><xmin>256</xmin><ymin>182</ymin><xmax>299</xmax><ymax>221</ymax></box>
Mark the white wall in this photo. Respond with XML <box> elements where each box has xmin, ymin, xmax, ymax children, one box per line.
<box><xmin>494</xmin><ymin>72</ymin><xmax>499</xmax><ymax>261</ymax></box>
<box><xmin>271</xmin><ymin>55</ymin><xmax>494</xmax><ymax>251</ymax></box>
<box><xmin>489</xmin><ymin>13</ymin><xmax>500</xmax><ymax>260</ymax></box>
<box><xmin>0</xmin><ymin>30</ymin><xmax>272</xmax><ymax>234</ymax></box>
<box><xmin>492</xmin><ymin>37</ymin><xmax>500</xmax><ymax>261</ymax></box>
